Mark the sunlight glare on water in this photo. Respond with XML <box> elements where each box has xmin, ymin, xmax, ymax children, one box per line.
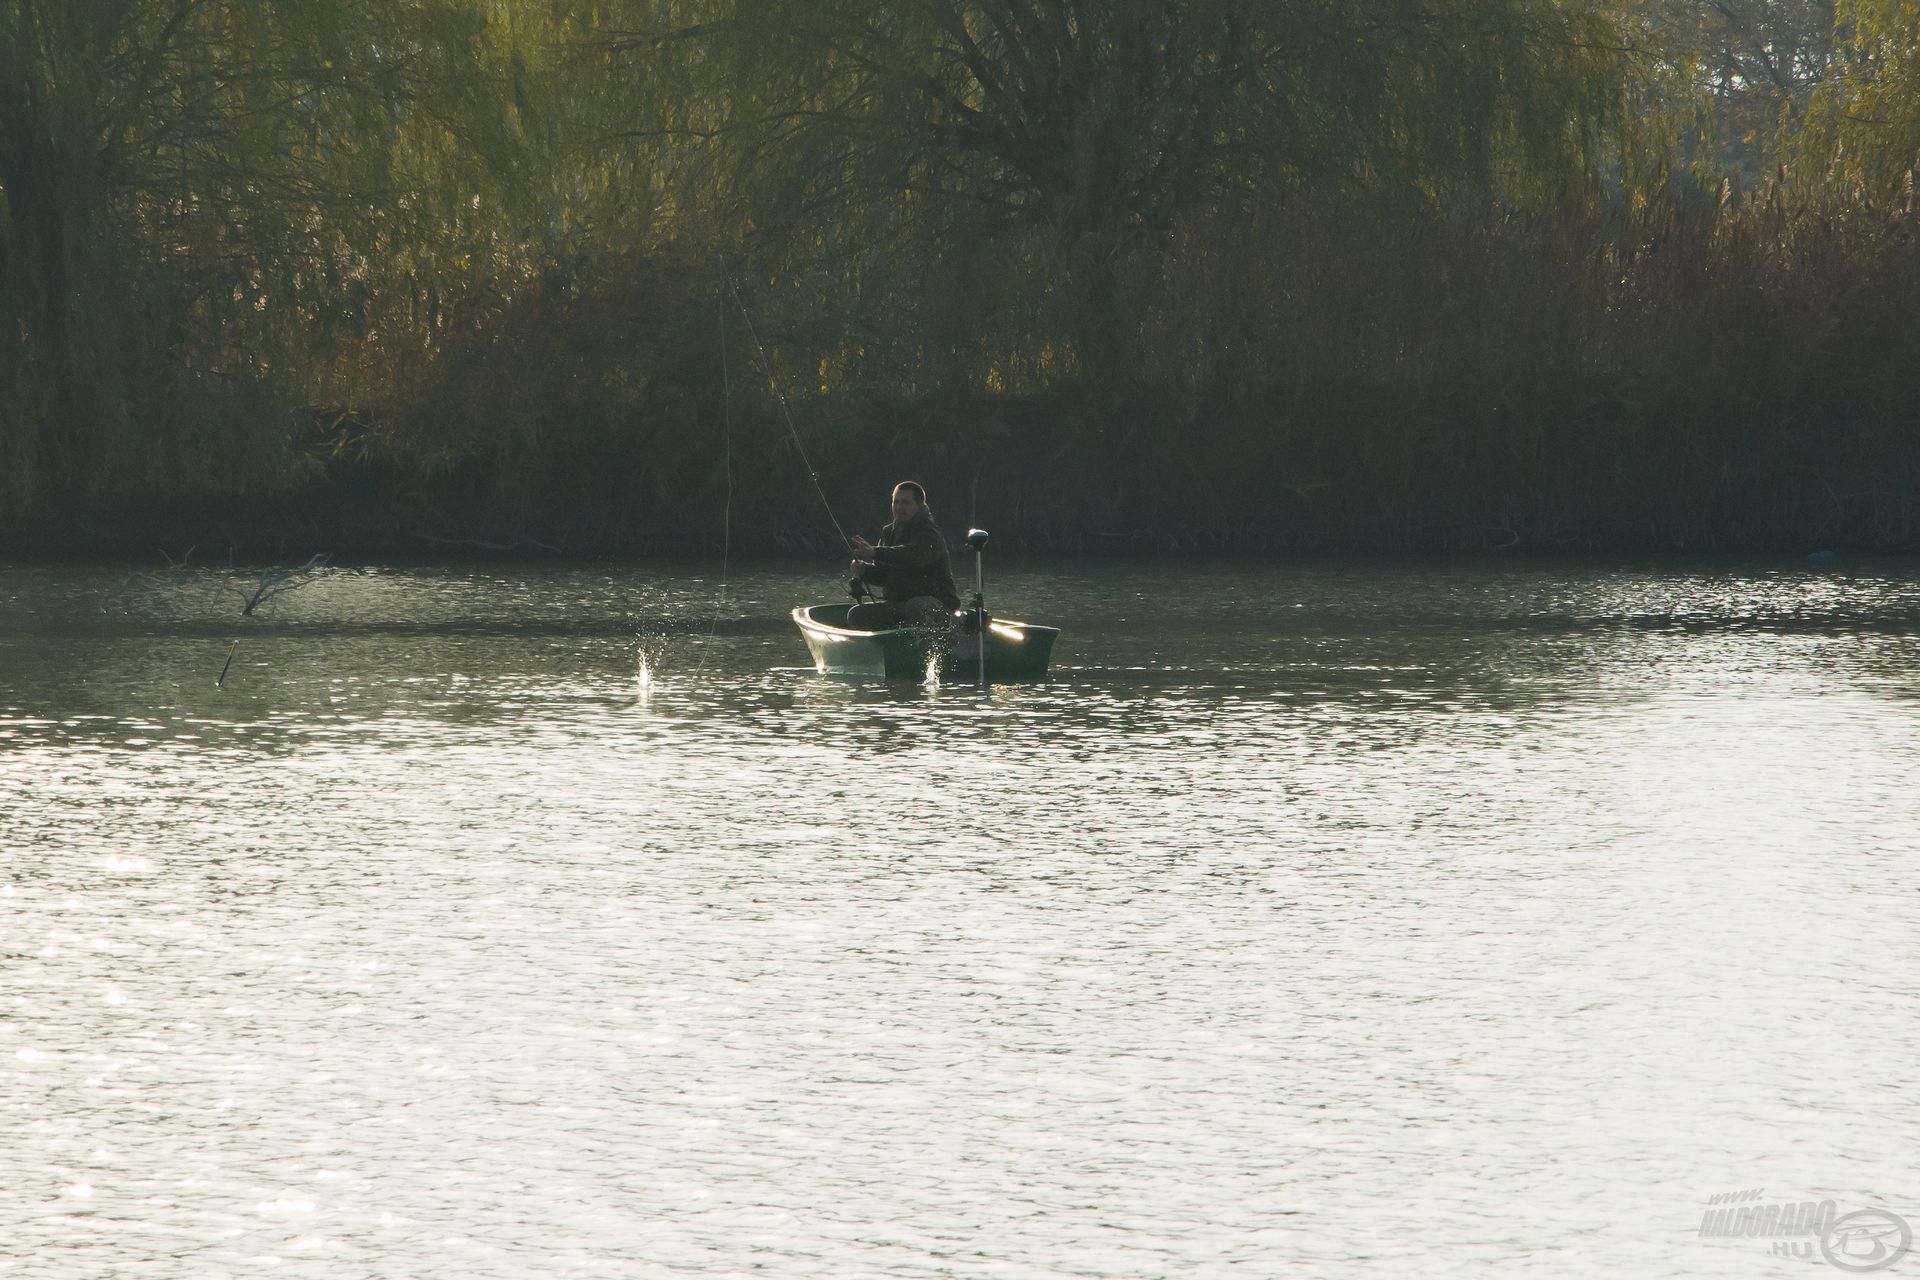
<box><xmin>3</xmin><ymin>559</ymin><xmax>1920</xmax><ymax>1278</ymax></box>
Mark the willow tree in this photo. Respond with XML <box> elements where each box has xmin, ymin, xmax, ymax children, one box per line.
<box><xmin>579</xmin><ymin>0</ymin><xmax>1631</xmax><ymax>397</ymax></box>
<box><xmin>1620</xmin><ymin>0</ymin><xmax>1833</xmax><ymax>179</ymax></box>
<box><xmin>1799</xmin><ymin>0</ymin><xmax>1920</xmax><ymax>196</ymax></box>
<box><xmin>0</xmin><ymin>0</ymin><xmax>540</xmax><ymax>520</ymax></box>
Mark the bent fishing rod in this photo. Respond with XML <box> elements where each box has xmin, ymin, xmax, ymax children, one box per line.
<box><xmin>717</xmin><ymin>258</ymin><xmax>881</xmax><ymax>606</ymax></box>
<box><xmin>716</xmin><ymin>258</ymin><xmax>859</xmax><ymax>553</ymax></box>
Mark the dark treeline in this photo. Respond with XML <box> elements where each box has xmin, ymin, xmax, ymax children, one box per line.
<box><xmin>5</xmin><ymin>0</ymin><xmax>1920</xmax><ymax>556</ymax></box>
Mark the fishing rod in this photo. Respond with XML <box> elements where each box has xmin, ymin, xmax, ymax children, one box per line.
<box><xmin>716</xmin><ymin>256</ymin><xmax>856</xmax><ymax>557</ymax></box>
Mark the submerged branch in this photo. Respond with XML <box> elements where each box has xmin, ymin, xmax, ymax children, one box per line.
<box><xmin>233</xmin><ymin>553</ymin><xmax>329</xmax><ymax>616</ymax></box>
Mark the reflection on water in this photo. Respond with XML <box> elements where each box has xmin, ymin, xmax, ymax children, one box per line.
<box><xmin>4</xmin><ymin>559</ymin><xmax>1920</xmax><ymax>1278</ymax></box>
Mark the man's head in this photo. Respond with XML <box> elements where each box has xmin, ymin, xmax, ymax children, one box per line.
<box><xmin>891</xmin><ymin>481</ymin><xmax>926</xmax><ymax>523</ymax></box>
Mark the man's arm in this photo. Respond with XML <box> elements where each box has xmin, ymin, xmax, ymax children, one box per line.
<box><xmin>868</xmin><ymin>523</ymin><xmax>945</xmax><ymax>568</ymax></box>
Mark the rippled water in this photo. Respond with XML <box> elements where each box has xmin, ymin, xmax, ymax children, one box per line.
<box><xmin>4</xmin><ymin>558</ymin><xmax>1919</xmax><ymax>1278</ymax></box>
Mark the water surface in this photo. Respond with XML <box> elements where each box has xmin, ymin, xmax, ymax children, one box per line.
<box><xmin>4</xmin><ymin>558</ymin><xmax>1919</xmax><ymax>1278</ymax></box>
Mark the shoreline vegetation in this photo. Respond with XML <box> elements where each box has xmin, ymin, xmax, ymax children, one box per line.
<box><xmin>5</xmin><ymin>1</ymin><xmax>1919</xmax><ymax>559</ymax></box>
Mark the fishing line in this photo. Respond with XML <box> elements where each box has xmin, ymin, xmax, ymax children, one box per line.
<box><xmin>717</xmin><ymin>256</ymin><xmax>854</xmax><ymax>552</ymax></box>
<box><xmin>689</xmin><ymin>276</ymin><xmax>736</xmax><ymax>679</ymax></box>
<box><xmin>641</xmin><ymin>270</ymin><xmax>743</xmax><ymax>691</ymax></box>
<box><xmin>675</xmin><ymin>276</ymin><xmax>733</xmax><ymax>687</ymax></box>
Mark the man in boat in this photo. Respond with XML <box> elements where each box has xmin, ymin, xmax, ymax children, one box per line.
<box><xmin>847</xmin><ymin>481</ymin><xmax>962</xmax><ymax>629</ymax></box>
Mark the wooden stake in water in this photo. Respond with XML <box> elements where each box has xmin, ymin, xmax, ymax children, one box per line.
<box><xmin>217</xmin><ymin>641</ymin><xmax>238</xmax><ymax>688</ymax></box>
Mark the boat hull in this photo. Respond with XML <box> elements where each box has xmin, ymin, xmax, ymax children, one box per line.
<box><xmin>792</xmin><ymin>605</ymin><xmax>1058</xmax><ymax>681</ymax></box>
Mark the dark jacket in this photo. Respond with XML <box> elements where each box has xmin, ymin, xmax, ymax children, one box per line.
<box><xmin>868</xmin><ymin>507</ymin><xmax>961</xmax><ymax>608</ymax></box>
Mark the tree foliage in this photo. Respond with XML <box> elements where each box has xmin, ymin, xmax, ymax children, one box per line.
<box><xmin>1801</xmin><ymin>0</ymin><xmax>1920</xmax><ymax>195</ymax></box>
<box><xmin>5</xmin><ymin>0</ymin><xmax>1920</xmax><ymax>552</ymax></box>
<box><xmin>576</xmin><ymin>0</ymin><xmax>1632</xmax><ymax>392</ymax></box>
<box><xmin>0</xmin><ymin>0</ymin><xmax>538</xmax><ymax>512</ymax></box>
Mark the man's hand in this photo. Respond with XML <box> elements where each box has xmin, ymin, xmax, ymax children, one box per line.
<box><xmin>849</xmin><ymin>559</ymin><xmax>869</xmax><ymax>578</ymax></box>
<box><xmin>849</xmin><ymin>535</ymin><xmax>874</xmax><ymax>558</ymax></box>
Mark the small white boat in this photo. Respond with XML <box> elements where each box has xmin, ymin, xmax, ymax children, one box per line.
<box><xmin>791</xmin><ymin>604</ymin><xmax>1060</xmax><ymax>680</ymax></box>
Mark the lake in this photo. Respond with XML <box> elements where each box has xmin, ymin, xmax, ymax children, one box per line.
<box><xmin>4</xmin><ymin>558</ymin><xmax>1919</xmax><ymax>1277</ymax></box>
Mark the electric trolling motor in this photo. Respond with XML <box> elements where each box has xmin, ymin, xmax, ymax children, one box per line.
<box><xmin>963</xmin><ymin>527</ymin><xmax>990</xmax><ymax>687</ymax></box>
